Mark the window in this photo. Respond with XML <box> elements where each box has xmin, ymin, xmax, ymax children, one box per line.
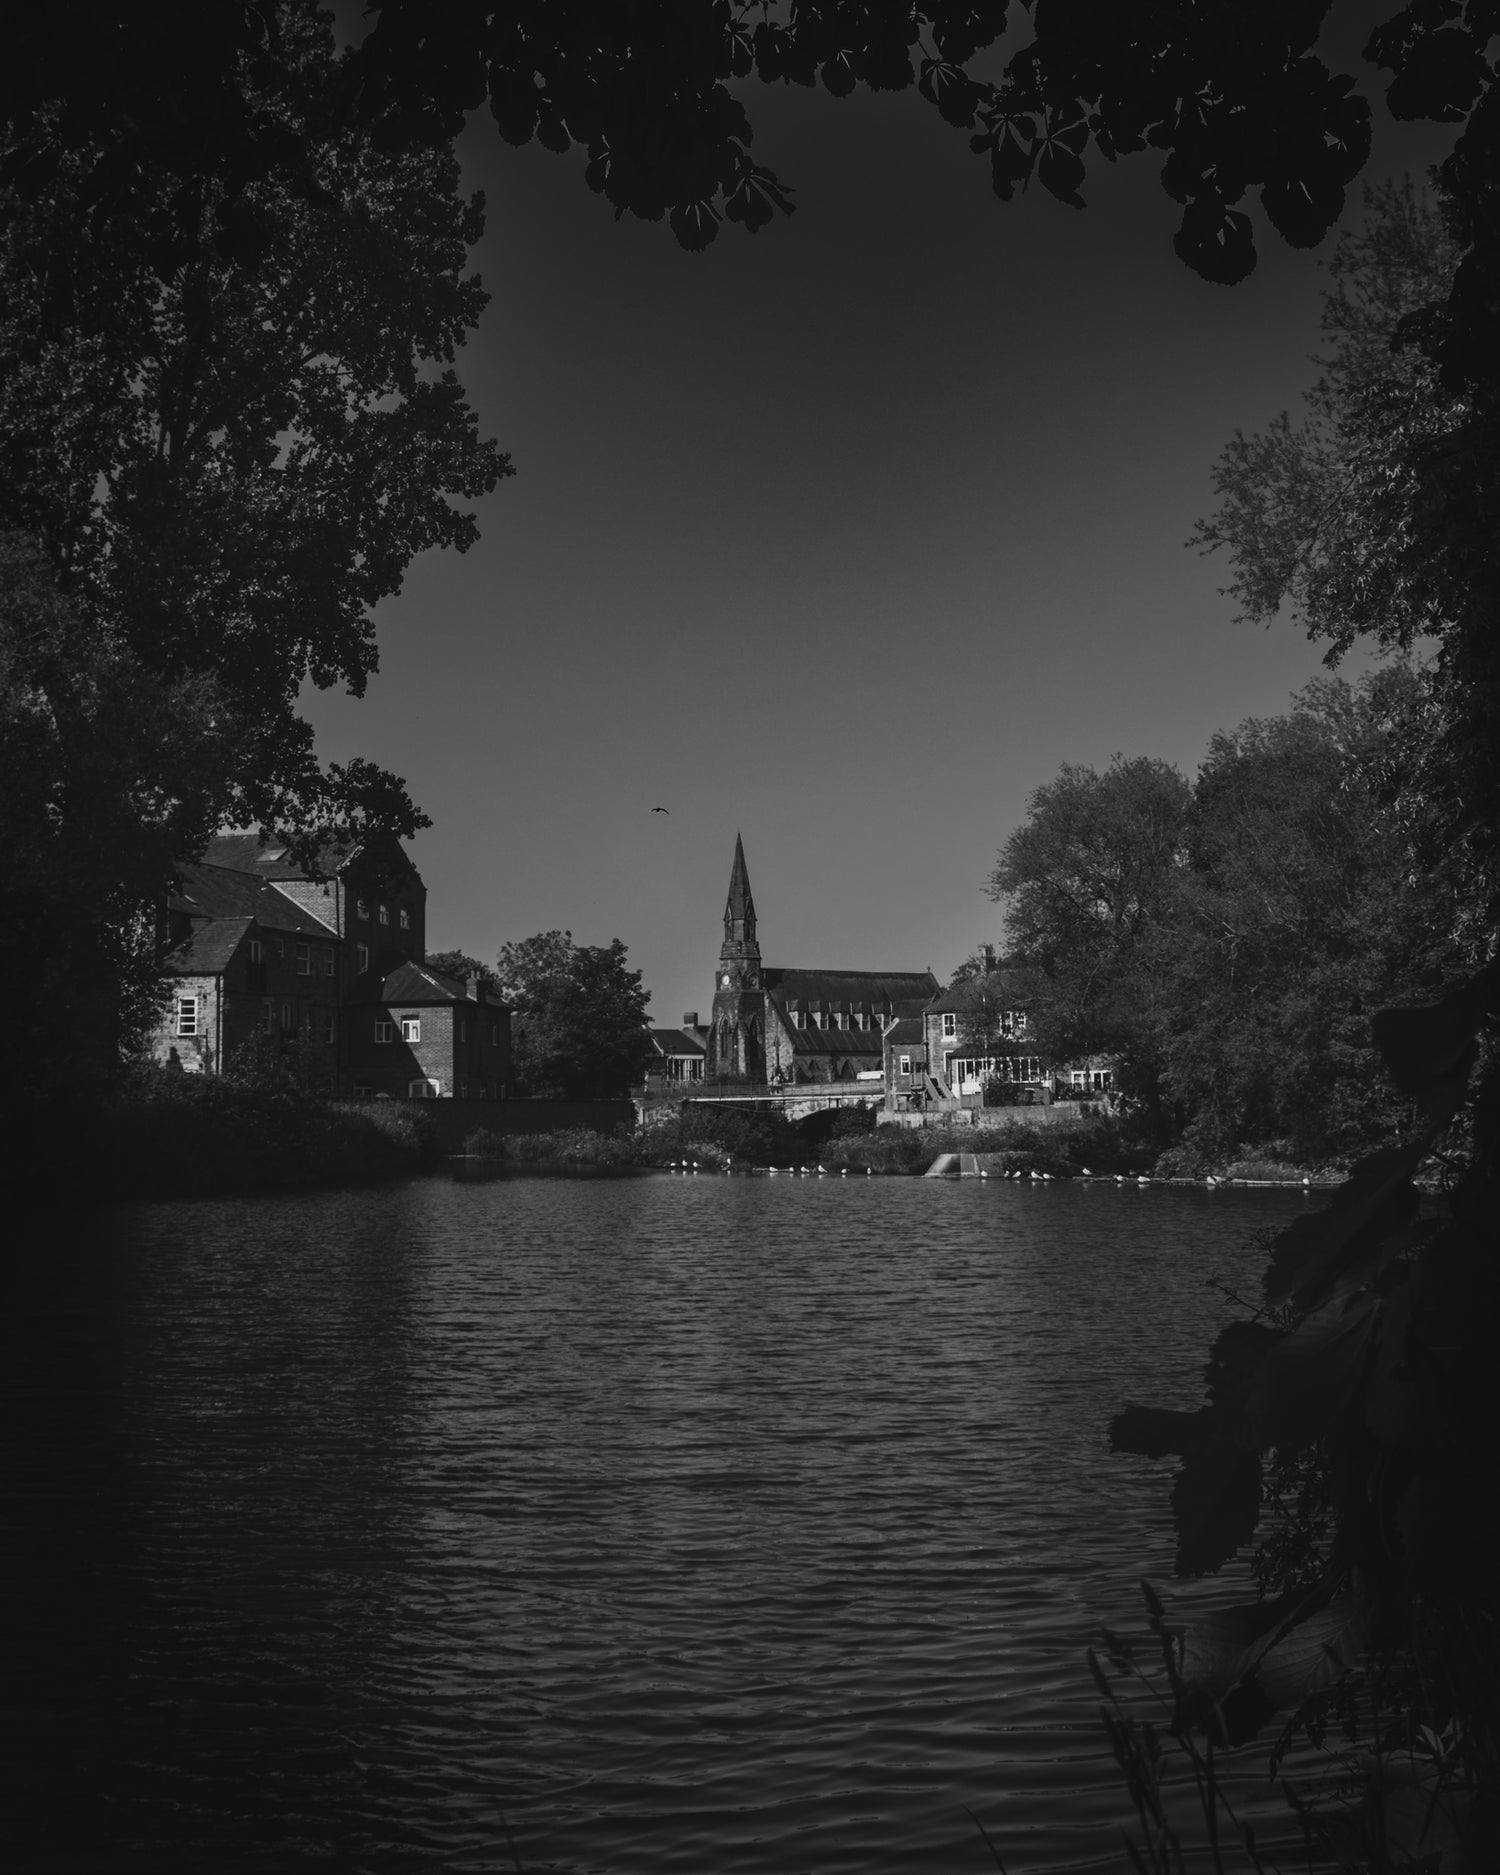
<box><xmin>281</xmin><ymin>1002</ymin><xmax>296</xmax><ymax>1033</ymax></box>
<box><xmin>941</xmin><ymin>1012</ymin><xmax>957</xmax><ymax>1039</ymax></box>
<box><xmin>260</xmin><ymin>999</ymin><xmax>275</xmax><ymax>1036</ymax></box>
<box><xmin>378</xmin><ymin>902</ymin><xmax>390</xmax><ymax>926</ymax></box>
<box><xmin>853</xmin><ymin>1011</ymin><xmax>867</xmax><ymax>1031</ymax></box>
<box><xmin>356</xmin><ymin>897</ymin><xmax>370</xmax><ymax>921</ymax></box>
<box><xmin>398</xmin><ymin>907</ymin><xmax>410</xmax><ymax>931</ymax></box>
<box><xmin>321</xmin><ymin>947</ymin><xmax>335</xmax><ymax>977</ymax></box>
<box><xmin>408</xmin><ymin>1077</ymin><xmax>440</xmax><ymax>1098</ymax></box>
<box><xmin>490</xmin><ymin>1024</ymin><xmax>500</xmax><ymax>1046</ymax></box>
<box><xmin>899</xmin><ymin>1054</ymin><xmax>911</xmax><ymax>1076</ymax></box>
<box><xmin>272</xmin><ymin>936</ymin><xmax>285</xmax><ymax>958</ymax></box>
<box><xmin>248</xmin><ymin>939</ymin><xmax>263</xmax><ymax>965</ymax></box>
<box><xmin>175</xmin><ymin>995</ymin><xmax>198</xmax><ymax>1037</ymax></box>
<box><xmin>295</xmin><ymin>941</ymin><xmax>310</xmax><ymax>976</ymax></box>
<box><xmin>357</xmin><ymin>943</ymin><xmax>370</xmax><ymax>974</ymax></box>
<box><xmin>458</xmin><ymin>1018</ymin><xmax>467</xmax><ymax>1042</ymax></box>
<box><xmin>400</xmin><ymin>1017</ymin><xmax>420</xmax><ymax>1043</ymax></box>
<box><xmin>813</xmin><ymin>1010</ymin><xmax>827</xmax><ymax>1030</ymax></box>
<box><xmin>246</xmin><ymin>938</ymin><xmax>267</xmax><ymax>990</ymax></box>
<box><xmin>352</xmin><ymin>1084</ymin><xmax>373</xmax><ymax>1099</ymax></box>
<box><xmin>790</xmin><ymin>1006</ymin><xmax>805</xmax><ymax>1029</ymax></box>
<box><xmin>316</xmin><ymin>1008</ymin><xmax>335</xmax><ymax>1045</ymax></box>
<box><xmin>374</xmin><ymin>1018</ymin><xmax>394</xmax><ymax>1044</ymax></box>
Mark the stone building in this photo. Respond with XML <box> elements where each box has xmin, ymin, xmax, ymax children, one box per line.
<box><xmin>151</xmin><ymin>831</ymin><xmax>509</xmax><ymax>1095</ymax></box>
<box><xmin>705</xmin><ymin>836</ymin><xmax>937</xmax><ymax>1085</ymax></box>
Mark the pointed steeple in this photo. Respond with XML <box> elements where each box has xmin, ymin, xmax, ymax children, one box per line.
<box><xmin>724</xmin><ymin>832</ymin><xmax>756</xmax><ymax>942</ymax></box>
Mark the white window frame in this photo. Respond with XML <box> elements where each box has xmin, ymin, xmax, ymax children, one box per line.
<box><xmin>357</xmin><ymin>943</ymin><xmax>370</xmax><ymax>973</ymax></box>
<box><xmin>374</xmin><ymin>1018</ymin><xmax>394</xmax><ymax>1044</ymax></box>
<box><xmin>378</xmin><ymin>902</ymin><xmax>390</xmax><ymax>926</ymax></box>
<box><xmin>295</xmin><ymin>941</ymin><xmax>310</xmax><ymax>976</ymax></box>
<box><xmin>260</xmin><ymin>999</ymin><xmax>275</xmax><ymax>1036</ymax></box>
<box><xmin>941</xmin><ymin>1012</ymin><xmax>957</xmax><ymax>1039</ymax></box>
<box><xmin>400</xmin><ymin>1017</ymin><xmax>420</xmax><ymax>1043</ymax></box>
<box><xmin>356</xmin><ymin>897</ymin><xmax>370</xmax><ymax>921</ymax></box>
<box><xmin>398</xmin><ymin>906</ymin><xmax>410</xmax><ymax>930</ymax></box>
<box><xmin>247</xmin><ymin>939</ymin><xmax>263</xmax><ymax>965</ymax></box>
<box><xmin>408</xmin><ymin>1077</ymin><xmax>440</xmax><ymax>1098</ymax></box>
<box><xmin>899</xmin><ymin>1054</ymin><xmax>911</xmax><ymax>1076</ymax></box>
<box><xmin>321</xmin><ymin>947</ymin><xmax>335</xmax><ymax>977</ymax></box>
<box><xmin>175</xmin><ymin>995</ymin><xmax>198</xmax><ymax>1037</ymax></box>
<box><xmin>317</xmin><ymin>1007</ymin><xmax>335</xmax><ymax>1045</ymax></box>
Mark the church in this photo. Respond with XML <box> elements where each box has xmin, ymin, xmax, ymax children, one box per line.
<box><xmin>706</xmin><ymin>835</ymin><xmax>938</xmax><ymax>1085</ymax></box>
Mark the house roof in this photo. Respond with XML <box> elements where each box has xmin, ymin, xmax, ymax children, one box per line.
<box><xmin>360</xmin><ymin>960</ymin><xmax>504</xmax><ymax>1007</ymax></box>
<box><xmin>163</xmin><ymin>915</ymin><xmax>255</xmax><ymax>977</ymax></box>
<box><xmin>171</xmin><ymin>863</ymin><xmax>336</xmax><ymax>935</ymax></box>
<box><xmin>200</xmin><ymin>830</ymin><xmax>361</xmax><ymax>880</ymax></box>
<box><xmin>883</xmin><ymin>1017</ymin><xmax>926</xmax><ymax>1047</ymax></box>
<box><xmin>650</xmin><ymin>1027</ymin><xmax>706</xmax><ymax>1058</ymax></box>
<box><xmin>926</xmin><ymin>967</ymin><xmax>1037</xmax><ymax>1014</ymax></box>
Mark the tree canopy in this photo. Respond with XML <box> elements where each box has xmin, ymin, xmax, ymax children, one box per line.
<box><xmin>497</xmin><ymin>931</ymin><xmax>652</xmax><ymax>1099</ymax></box>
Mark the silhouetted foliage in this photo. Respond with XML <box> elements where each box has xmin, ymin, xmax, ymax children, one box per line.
<box><xmin>497</xmin><ymin>930</ymin><xmax>652</xmax><ymax>1099</ymax></box>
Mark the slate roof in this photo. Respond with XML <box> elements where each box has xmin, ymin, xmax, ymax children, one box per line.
<box><xmin>925</xmin><ymin>967</ymin><xmax>1039</xmax><ymax>1014</ymax></box>
<box><xmin>171</xmin><ymin>863</ymin><xmax>335</xmax><ymax>934</ymax></box>
<box><xmin>200</xmin><ymin>831</ymin><xmax>362</xmax><ymax>881</ymax></box>
<box><xmin>781</xmin><ymin>1027</ymin><xmax>884</xmax><ymax>1060</ymax></box>
<box><xmin>650</xmin><ymin>1027</ymin><xmax>706</xmax><ymax>1058</ymax></box>
<box><xmin>883</xmin><ymin>1017</ymin><xmax>926</xmax><ymax>1047</ymax></box>
<box><xmin>360</xmin><ymin>960</ymin><xmax>502</xmax><ymax>1007</ymax></box>
<box><xmin>765</xmin><ymin>967</ymin><xmax>938</xmax><ymax>1009</ymax></box>
<box><xmin>163</xmin><ymin>915</ymin><xmax>254</xmax><ymax>977</ymax></box>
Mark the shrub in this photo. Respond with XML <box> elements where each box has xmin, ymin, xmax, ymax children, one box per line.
<box><xmin>462</xmin><ymin>1127</ymin><xmax>508</xmax><ymax>1160</ymax></box>
<box><xmin>508</xmin><ymin>1126</ymin><xmax>644</xmax><ymax>1166</ymax></box>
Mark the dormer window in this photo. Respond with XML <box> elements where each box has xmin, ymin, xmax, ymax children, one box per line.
<box><xmin>790</xmin><ymin>1006</ymin><xmax>805</xmax><ymax>1029</ymax></box>
<box><xmin>813</xmin><ymin>1010</ymin><xmax>827</xmax><ymax>1030</ymax></box>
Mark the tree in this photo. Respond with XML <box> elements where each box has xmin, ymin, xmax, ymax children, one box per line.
<box><xmin>1191</xmin><ymin>177</ymin><xmax>1500</xmax><ymax>901</ymax></box>
<box><xmin>424</xmin><ymin>950</ymin><xmax>496</xmax><ymax>984</ymax></box>
<box><xmin>1162</xmin><ymin>671</ymin><xmax>1466</xmax><ymax>1162</ymax></box>
<box><xmin>497</xmin><ymin>931</ymin><xmax>652</xmax><ymax>1100</ymax></box>
<box><xmin>988</xmin><ymin>755</ymin><xmax>1193</xmax><ymax>1127</ymax></box>
<box><xmin>1</xmin><ymin>4</ymin><xmax>506</xmax><ymax>846</ymax></box>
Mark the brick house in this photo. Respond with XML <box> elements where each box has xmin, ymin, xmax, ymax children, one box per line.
<box><xmin>154</xmin><ymin>861</ymin><xmax>347</xmax><ymax>1081</ymax></box>
<box><xmin>347</xmin><ymin>960</ymin><xmax>510</xmax><ymax>1099</ymax></box>
<box><xmin>151</xmin><ymin>831</ymin><xmax>508</xmax><ymax>1095</ymax></box>
<box><xmin>920</xmin><ymin>967</ymin><xmax>1048</xmax><ymax>1105</ymax></box>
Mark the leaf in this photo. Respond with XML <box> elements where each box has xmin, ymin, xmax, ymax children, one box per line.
<box><xmin>1370</xmin><ymin>964</ymin><xmax>1494</xmax><ymax>1101</ymax></box>
<box><xmin>1262</xmin><ymin>1143</ymin><xmax>1423</xmax><ymax>1309</ymax></box>
<box><xmin>1171</xmin><ymin>1442</ymin><xmax>1262</xmax><ymax>1575</ymax></box>
<box><xmin>1037</xmin><ymin>139</ymin><xmax>1086</xmax><ymax>208</ymax></box>
<box><xmin>1173</xmin><ymin>199</ymin><xmax>1256</xmax><ymax>286</ymax></box>
<box><xmin>1246</xmin><ymin>1292</ymin><xmax>1384</xmax><ymax>1450</ymax></box>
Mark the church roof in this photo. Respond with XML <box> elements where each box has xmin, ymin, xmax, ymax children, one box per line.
<box><xmin>764</xmin><ymin>967</ymin><xmax>938</xmax><ymax>1010</ymax></box>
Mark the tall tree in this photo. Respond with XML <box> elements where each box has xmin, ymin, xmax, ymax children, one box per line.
<box><xmin>497</xmin><ymin>931</ymin><xmax>652</xmax><ymax>1100</ymax></box>
<box><xmin>1163</xmin><ymin>671</ymin><xmax>1465</xmax><ymax>1162</ymax></box>
<box><xmin>987</xmin><ymin>754</ymin><xmax>1193</xmax><ymax>1126</ymax></box>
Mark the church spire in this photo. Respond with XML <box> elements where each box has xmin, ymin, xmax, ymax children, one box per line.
<box><xmin>724</xmin><ymin>831</ymin><xmax>757</xmax><ymax>943</ymax></box>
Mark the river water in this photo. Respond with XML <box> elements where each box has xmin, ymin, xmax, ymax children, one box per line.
<box><xmin>5</xmin><ymin>1176</ymin><xmax>1312</xmax><ymax>1874</ymax></box>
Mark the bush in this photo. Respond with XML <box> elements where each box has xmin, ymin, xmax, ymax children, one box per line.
<box><xmin>507</xmin><ymin>1126</ymin><xmax>644</xmax><ymax>1166</ymax></box>
<box><xmin>462</xmin><ymin>1127</ymin><xmax>508</xmax><ymax>1160</ymax></box>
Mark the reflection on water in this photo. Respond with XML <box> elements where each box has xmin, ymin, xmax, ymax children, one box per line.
<box><xmin>3</xmin><ymin>1178</ymin><xmax>1308</xmax><ymax>1872</ymax></box>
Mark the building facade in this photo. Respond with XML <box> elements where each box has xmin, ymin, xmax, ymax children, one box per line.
<box><xmin>151</xmin><ymin>832</ymin><xmax>509</xmax><ymax>1095</ymax></box>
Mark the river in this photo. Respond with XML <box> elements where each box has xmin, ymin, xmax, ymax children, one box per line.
<box><xmin>4</xmin><ymin>1175</ymin><xmax>1312</xmax><ymax>1873</ymax></box>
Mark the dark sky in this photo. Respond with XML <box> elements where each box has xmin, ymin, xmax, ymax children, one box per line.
<box><xmin>301</xmin><ymin>47</ymin><xmax>1451</xmax><ymax>1022</ymax></box>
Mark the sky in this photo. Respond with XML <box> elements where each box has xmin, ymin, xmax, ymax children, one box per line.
<box><xmin>300</xmin><ymin>35</ymin><xmax>1452</xmax><ymax>1026</ymax></box>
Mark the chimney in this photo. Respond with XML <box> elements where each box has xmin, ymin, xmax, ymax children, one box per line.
<box><xmin>465</xmin><ymin>974</ymin><xmax>482</xmax><ymax>1001</ymax></box>
<box><xmin>683</xmin><ymin>1011</ymin><xmax>699</xmax><ymax>1029</ymax></box>
<box><xmin>980</xmin><ymin>942</ymin><xmax>996</xmax><ymax>973</ymax></box>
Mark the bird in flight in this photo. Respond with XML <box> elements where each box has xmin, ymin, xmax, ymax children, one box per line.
<box><xmin>651</xmin><ymin>806</ymin><xmax>670</xmax><ymax>814</ymax></box>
